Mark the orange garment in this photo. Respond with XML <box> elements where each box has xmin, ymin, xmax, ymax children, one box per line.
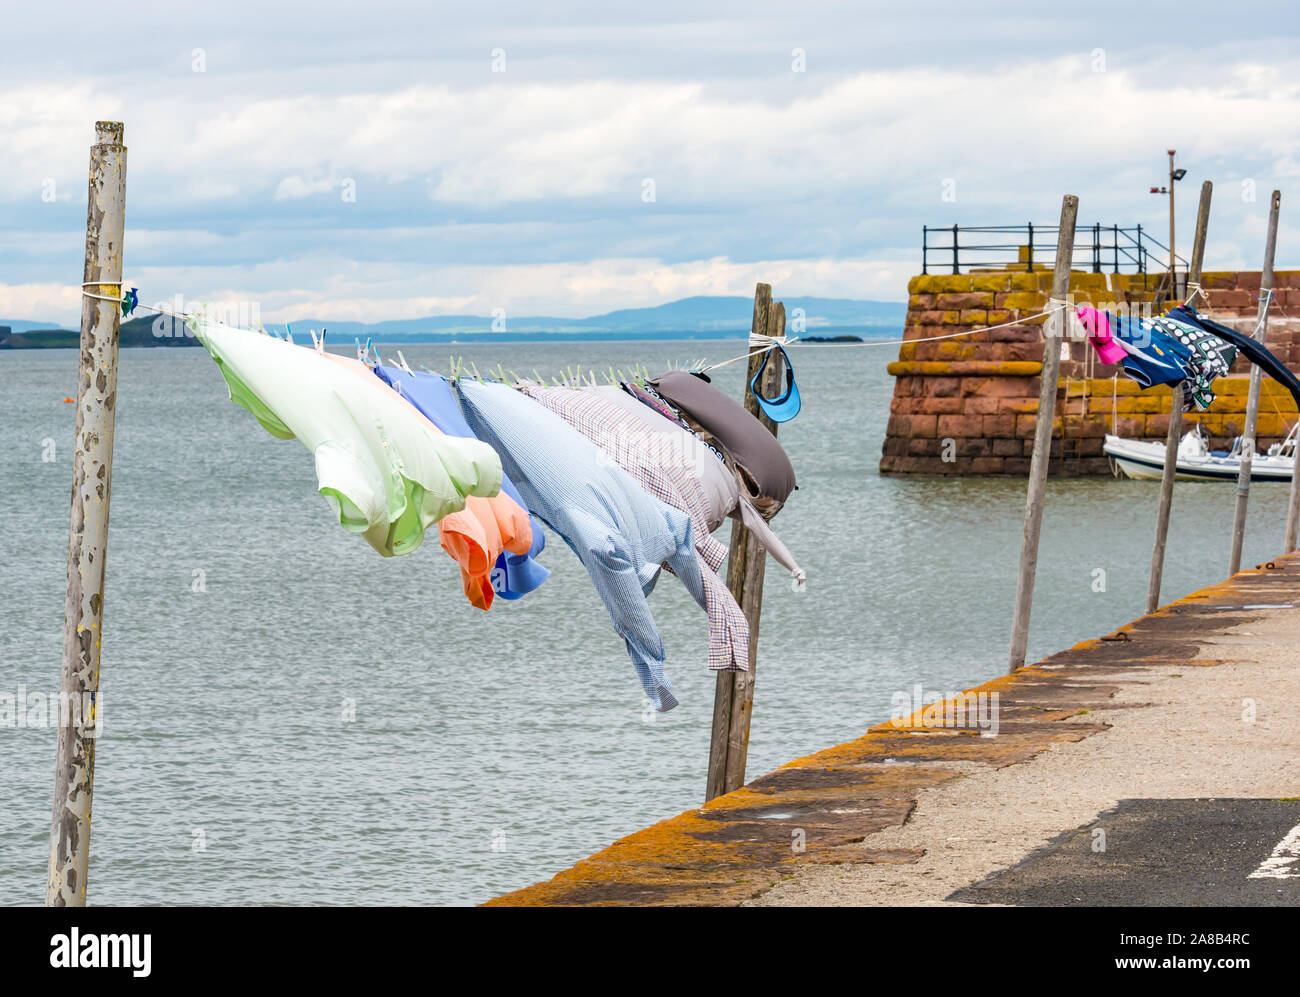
<box><xmin>438</xmin><ymin>495</ymin><xmax>532</xmax><ymax>609</ymax></box>
<box><xmin>322</xmin><ymin>354</ymin><xmax>532</xmax><ymax>609</ymax></box>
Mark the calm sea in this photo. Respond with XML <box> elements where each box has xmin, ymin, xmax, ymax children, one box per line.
<box><xmin>1</xmin><ymin>339</ymin><xmax>1291</xmax><ymax>905</ymax></box>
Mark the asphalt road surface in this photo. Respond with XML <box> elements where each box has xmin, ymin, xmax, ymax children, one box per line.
<box><xmin>950</xmin><ymin>799</ymin><xmax>1300</xmax><ymax>906</ymax></box>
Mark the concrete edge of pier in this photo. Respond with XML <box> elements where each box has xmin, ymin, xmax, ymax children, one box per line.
<box><xmin>483</xmin><ymin>552</ymin><xmax>1300</xmax><ymax>907</ymax></box>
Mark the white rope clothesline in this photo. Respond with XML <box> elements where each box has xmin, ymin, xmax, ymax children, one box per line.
<box><xmin>75</xmin><ymin>282</ymin><xmax>1280</xmax><ymax>380</ymax></box>
<box><xmin>698</xmin><ymin>303</ymin><xmax>1069</xmax><ymax>373</ymax></box>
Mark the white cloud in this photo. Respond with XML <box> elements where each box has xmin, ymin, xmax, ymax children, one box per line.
<box><xmin>0</xmin><ymin>282</ymin><xmax>82</xmax><ymax>323</ymax></box>
<box><xmin>1</xmin><ymin>254</ymin><xmax>913</xmax><ymax>328</ymax></box>
<box><xmin>1</xmin><ymin>29</ymin><xmax>1297</xmax><ymax>324</ymax></box>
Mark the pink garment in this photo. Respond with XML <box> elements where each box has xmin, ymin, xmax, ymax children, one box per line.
<box><xmin>1076</xmin><ymin>305</ymin><xmax>1126</xmax><ymax>365</ymax></box>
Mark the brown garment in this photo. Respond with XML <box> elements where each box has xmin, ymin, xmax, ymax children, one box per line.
<box><xmin>649</xmin><ymin>369</ymin><xmax>796</xmax><ymax>519</ymax></box>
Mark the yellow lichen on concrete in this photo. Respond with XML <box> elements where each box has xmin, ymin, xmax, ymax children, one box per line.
<box><xmin>485</xmin><ymin>552</ymin><xmax>1300</xmax><ymax>907</ymax></box>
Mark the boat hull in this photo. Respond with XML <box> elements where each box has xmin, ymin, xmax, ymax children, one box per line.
<box><xmin>1103</xmin><ymin>435</ymin><xmax>1295</xmax><ymax>482</ymax></box>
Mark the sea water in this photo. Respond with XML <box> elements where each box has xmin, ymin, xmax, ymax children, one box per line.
<box><xmin>0</xmin><ymin>341</ymin><xmax>1289</xmax><ymax>905</ymax></box>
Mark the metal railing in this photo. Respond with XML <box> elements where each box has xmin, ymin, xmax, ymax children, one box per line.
<box><xmin>921</xmin><ymin>223</ymin><xmax>1189</xmax><ymax>276</ymax></box>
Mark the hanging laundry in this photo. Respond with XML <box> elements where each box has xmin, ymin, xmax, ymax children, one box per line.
<box><xmin>317</xmin><ymin>354</ymin><xmax>534</xmax><ymax>610</ymax></box>
<box><xmin>190</xmin><ymin>317</ymin><xmax>501</xmax><ymax>556</ymax></box>
<box><xmin>1074</xmin><ymin>306</ymin><xmax>1129</xmax><ymax>365</ymax></box>
<box><xmin>595</xmin><ymin>384</ymin><xmax>804</xmax><ymax>581</ymax></box>
<box><xmin>372</xmin><ymin>364</ymin><xmax>550</xmax><ymax>606</ymax></box>
<box><xmin>647</xmin><ymin>370</ymin><xmax>797</xmax><ymax>520</ymax></box>
<box><xmin>517</xmin><ymin>384</ymin><xmax>750</xmax><ymax>675</ymax></box>
<box><xmin>1149</xmin><ymin>314</ymin><xmax>1238</xmax><ymax>411</ymax></box>
<box><xmin>1076</xmin><ymin>305</ymin><xmax>1237</xmax><ymax>412</ymax></box>
<box><xmin>1167</xmin><ymin>305</ymin><xmax>1300</xmax><ymax>411</ymax></box>
<box><xmin>456</xmin><ymin>379</ymin><xmax>743</xmax><ymax>711</ymax></box>
<box><xmin>749</xmin><ymin>342</ymin><xmax>802</xmax><ymax>423</ymax></box>
<box><xmin>1078</xmin><ymin>305</ymin><xmax>1186</xmax><ymax>391</ymax></box>
<box><xmin>624</xmin><ymin>379</ymin><xmax>691</xmax><ymax>429</ymax></box>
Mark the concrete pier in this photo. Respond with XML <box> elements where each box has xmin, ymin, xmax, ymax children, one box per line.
<box><xmin>486</xmin><ymin>554</ymin><xmax>1300</xmax><ymax>906</ymax></box>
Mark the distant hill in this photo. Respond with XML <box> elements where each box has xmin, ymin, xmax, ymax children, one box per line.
<box><xmin>1</xmin><ymin>295</ymin><xmax>905</xmax><ymax>349</ymax></box>
<box><xmin>0</xmin><ymin>315</ymin><xmax>199</xmax><ymax>349</ymax></box>
<box><xmin>284</xmin><ymin>296</ymin><xmax>905</xmax><ymax>341</ymax></box>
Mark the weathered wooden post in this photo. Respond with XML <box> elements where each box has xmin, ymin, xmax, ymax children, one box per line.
<box><xmin>1008</xmin><ymin>194</ymin><xmax>1078</xmax><ymax>673</ymax></box>
<box><xmin>1146</xmin><ymin>180</ymin><xmax>1212</xmax><ymax>613</ymax></box>
<box><xmin>1228</xmin><ymin>189</ymin><xmax>1281</xmax><ymax>576</ymax></box>
<box><xmin>706</xmin><ymin>283</ymin><xmax>783</xmax><ymax>801</ymax></box>
<box><xmin>1286</xmin><ymin>259</ymin><xmax>1300</xmax><ymax>552</ymax></box>
<box><xmin>46</xmin><ymin>121</ymin><xmax>127</xmax><ymax>906</ymax></box>
<box><xmin>1287</xmin><ymin>414</ymin><xmax>1300</xmax><ymax>551</ymax></box>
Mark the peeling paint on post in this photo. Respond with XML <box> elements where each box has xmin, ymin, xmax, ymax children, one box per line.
<box><xmin>1008</xmin><ymin>194</ymin><xmax>1078</xmax><ymax>673</ymax></box>
<box><xmin>1148</xmin><ymin>180</ymin><xmax>1213</xmax><ymax>614</ymax></box>
<box><xmin>46</xmin><ymin>121</ymin><xmax>127</xmax><ymax>907</ymax></box>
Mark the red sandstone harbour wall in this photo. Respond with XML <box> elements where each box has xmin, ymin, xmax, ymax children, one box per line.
<box><xmin>879</xmin><ymin>269</ymin><xmax>1300</xmax><ymax>476</ymax></box>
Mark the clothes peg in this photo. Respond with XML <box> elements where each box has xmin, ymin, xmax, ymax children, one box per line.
<box><xmin>397</xmin><ymin>350</ymin><xmax>412</xmax><ymax>373</ymax></box>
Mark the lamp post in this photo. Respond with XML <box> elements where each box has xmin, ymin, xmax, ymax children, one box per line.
<box><xmin>1150</xmin><ymin>149</ymin><xmax>1187</xmax><ymax>294</ymax></box>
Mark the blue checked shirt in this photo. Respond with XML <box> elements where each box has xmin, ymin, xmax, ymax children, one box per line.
<box><xmin>457</xmin><ymin>380</ymin><xmax>712</xmax><ymax>711</ymax></box>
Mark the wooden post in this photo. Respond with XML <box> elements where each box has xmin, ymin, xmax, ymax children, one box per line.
<box><xmin>1008</xmin><ymin>194</ymin><xmax>1078</xmax><ymax>673</ymax></box>
<box><xmin>46</xmin><ymin>122</ymin><xmax>126</xmax><ymax>907</ymax></box>
<box><xmin>1228</xmin><ymin>190</ymin><xmax>1281</xmax><ymax>576</ymax></box>
<box><xmin>1287</xmin><ymin>406</ymin><xmax>1300</xmax><ymax>551</ymax></box>
<box><xmin>1146</xmin><ymin>180</ymin><xmax>1212</xmax><ymax>613</ymax></box>
<box><xmin>706</xmin><ymin>283</ymin><xmax>782</xmax><ymax>801</ymax></box>
<box><xmin>1286</xmin><ymin>232</ymin><xmax>1300</xmax><ymax>551</ymax></box>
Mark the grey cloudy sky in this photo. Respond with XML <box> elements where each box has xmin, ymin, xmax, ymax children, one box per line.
<box><xmin>3</xmin><ymin>0</ymin><xmax>1297</xmax><ymax>325</ymax></box>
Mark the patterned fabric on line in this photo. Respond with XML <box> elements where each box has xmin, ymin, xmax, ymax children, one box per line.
<box><xmin>598</xmin><ymin>384</ymin><xmax>805</xmax><ymax>582</ymax></box>
<box><xmin>1167</xmin><ymin>305</ymin><xmax>1300</xmax><ymax>412</ymax></box>
<box><xmin>1077</xmin><ymin>305</ymin><xmax>1238</xmax><ymax>412</ymax></box>
<box><xmin>1149</xmin><ymin>315</ymin><xmax>1238</xmax><ymax>411</ymax></box>
<box><xmin>518</xmin><ymin>384</ymin><xmax>748</xmax><ymax>675</ymax></box>
<box><xmin>457</xmin><ymin>380</ymin><xmax>745</xmax><ymax>712</ymax></box>
<box><xmin>648</xmin><ymin>369</ymin><xmax>798</xmax><ymax>520</ymax></box>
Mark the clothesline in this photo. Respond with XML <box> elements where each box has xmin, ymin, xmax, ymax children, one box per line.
<box><xmin>697</xmin><ymin>303</ymin><xmax>1071</xmax><ymax>372</ymax></box>
<box><xmin>78</xmin><ymin>282</ymin><xmax>1278</xmax><ymax>383</ymax></box>
<box><xmin>184</xmin><ymin>315</ymin><xmax>806</xmax><ymax>712</ymax></box>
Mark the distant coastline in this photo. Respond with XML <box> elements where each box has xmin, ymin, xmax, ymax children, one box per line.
<box><xmin>1</xmin><ymin>295</ymin><xmax>905</xmax><ymax>350</ymax></box>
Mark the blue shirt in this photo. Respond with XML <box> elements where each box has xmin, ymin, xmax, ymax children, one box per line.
<box><xmin>374</xmin><ymin>365</ymin><xmax>549</xmax><ymax>599</ymax></box>
<box><xmin>457</xmin><ymin>379</ymin><xmax>708</xmax><ymax>711</ymax></box>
